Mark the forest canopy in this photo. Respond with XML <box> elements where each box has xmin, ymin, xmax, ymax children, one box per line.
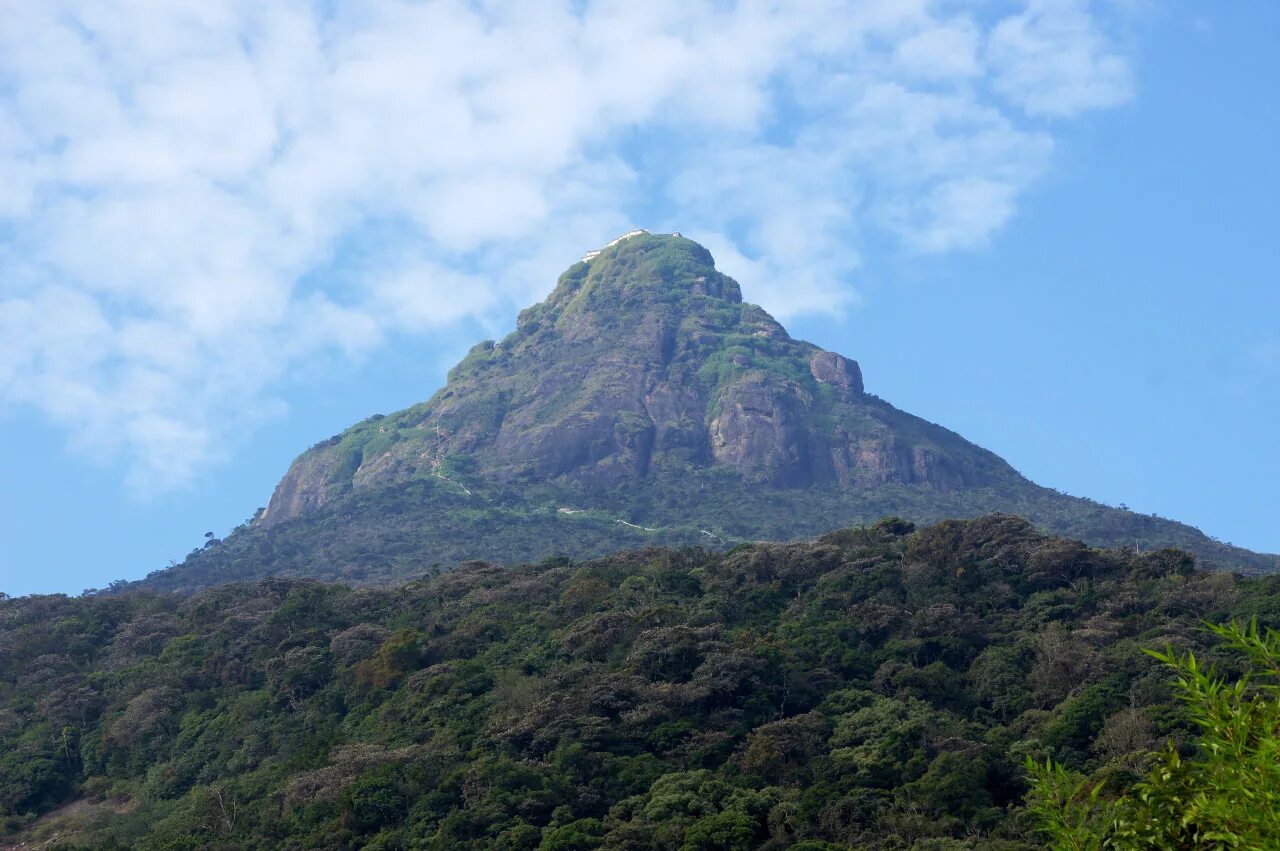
<box><xmin>3</xmin><ymin>515</ymin><xmax>1279</xmax><ymax>849</ymax></box>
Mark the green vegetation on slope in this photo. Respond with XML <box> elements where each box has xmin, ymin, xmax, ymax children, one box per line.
<box><xmin>6</xmin><ymin>516</ymin><xmax>1280</xmax><ymax>849</ymax></box>
<box><xmin>140</xmin><ymin>467</ymin><xmax>1276</xmax><ymax>594</ymax></box>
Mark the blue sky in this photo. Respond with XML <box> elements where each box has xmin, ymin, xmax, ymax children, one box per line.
<box><xmin>1</xmin><ymin>1</ymin><xmax>1276</xmax><ymax>596</ymax></box>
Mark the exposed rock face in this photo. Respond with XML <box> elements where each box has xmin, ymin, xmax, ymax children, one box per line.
<box><xmin>261</xmin><ymin>233</ymin><xmax>1014</xmax><ymax>525</ymax></box>
<box><xmin>709</xmin><ymin>374</ymin><xmax>814</xmax><ymax>486</ymax></box>
<box><xmin>809</xmin><ymin>351</ymin><xmax>863</xmax><ymax>395</ymax></box>
<box><xmin>259</xmin><ymin>448</ymin><xmax>339</xmax><ymax>523</ymax></box>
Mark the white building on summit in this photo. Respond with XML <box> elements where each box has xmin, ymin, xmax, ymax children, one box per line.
<box><xmin>581</xmin><ymin>228</ymin><xmax>657</xmax><ymax>262</ymax></box>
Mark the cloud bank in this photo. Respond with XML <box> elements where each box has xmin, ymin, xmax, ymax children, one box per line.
<box><xmin>0</xmin><ymin>0</ymin><xmax>1134</xmax><ymax>491</ymax></box>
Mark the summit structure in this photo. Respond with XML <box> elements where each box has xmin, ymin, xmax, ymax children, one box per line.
<box><xmin>580</xmin><ymin>228</ymin><xmax>653</xmax><ymax>261</ymax></box>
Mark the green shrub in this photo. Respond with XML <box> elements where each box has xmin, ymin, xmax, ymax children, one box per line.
<box><xmin>1027</xmin><ymin>619</ymin><xmax>1280</xmax><ymax>849</ymax></box>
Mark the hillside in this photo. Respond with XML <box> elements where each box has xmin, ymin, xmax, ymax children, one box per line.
<box><xmin>4</xmin><ymin>517</ymin><xmax>1280</xmax><ymax>849</ymax></box>
<box><xmin>133</xmin><ymin>231</ymin><xmax>1275</xmax><ymax>592</ymax></box>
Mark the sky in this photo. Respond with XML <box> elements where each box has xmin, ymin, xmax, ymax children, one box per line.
<box><xmin>0</xmin><ymin>0</ymin><xmax>1276</xmax><ymax>596</ymax></box>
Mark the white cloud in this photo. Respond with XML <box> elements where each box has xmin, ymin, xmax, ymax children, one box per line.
<box><xmin>988</xmin><ymin>0</ymin><xmax>1134</xmax><ymax>118</ymax></box>
<box><xmin>0</xmin><ymin>0</ymin><xmax>1136</xmax><ymax>491</ymax></box>
<box><xmin>895</xmin><ymin>20</ymin><xmax>982</xmax><ymax>80</ymax></box>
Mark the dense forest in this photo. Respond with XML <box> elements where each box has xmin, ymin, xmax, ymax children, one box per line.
<box><xmin>5</xmin><ymin>515</ymin><xmax>1280</xmax><ymax>849</ymax></box>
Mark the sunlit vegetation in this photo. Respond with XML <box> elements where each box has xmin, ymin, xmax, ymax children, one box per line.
<box><xmin>1028</xmin><ymin>619</ymin><xmax>1280</xmax><ymax>849</ymax></box>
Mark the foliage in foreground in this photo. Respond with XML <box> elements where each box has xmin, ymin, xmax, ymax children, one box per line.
<box><xmin>1028</xmin><ymin>619</ymin><xmax>1280</xmax><ymax>849</ymax></box>
<box><xmin>4</xmin><ymin>516</ymin><xmax>1280</xmax><ymax>849</ymax></box>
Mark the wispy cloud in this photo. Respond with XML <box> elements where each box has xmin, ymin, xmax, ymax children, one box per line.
<box><xmin>988</xmin><ymin>0</ymin><xmax>1135</xmax><ymax>117</ymax></box>
<box><xmin>0</xmin><ymin>0</ymin><xmax>1135</xmax><ymax>491</ymax></box>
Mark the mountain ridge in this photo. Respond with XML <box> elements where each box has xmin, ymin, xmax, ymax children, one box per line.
<box><xmin>134</xmin><ymin>230</ymin><xmax>1277</xmax><ymax>591</ymax></box>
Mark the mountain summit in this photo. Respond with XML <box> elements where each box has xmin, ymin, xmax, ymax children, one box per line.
<box><xmin>142</xmin><ymin>232</ymin><xmax>1276</xmax><ymax>590</ymax></box>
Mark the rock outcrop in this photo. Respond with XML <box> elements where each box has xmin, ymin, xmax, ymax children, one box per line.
<box><xmin>809</xmin><ymin>351</ymin><xmax>863</xmax><ymax>395</ymax></box>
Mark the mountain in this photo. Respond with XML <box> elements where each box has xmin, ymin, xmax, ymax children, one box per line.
<box><xmin>5</xmin><ymin>516</ymin><xmax>1277</xmax><ymax>849</ymax></box>
<box><xmin>264</xmin><ymin>230</ymin><xmax>1006</xmax><ymax>517</ymax></box>
<box><xmin>136</xmin><ymin>231</ymin><xmax>1276</xmax><ymax>591</ymax></box>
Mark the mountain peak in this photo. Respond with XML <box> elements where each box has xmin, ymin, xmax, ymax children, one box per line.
<box><xmin>213</xmin><ymin>232</ymin><xmax>1280</xmax><ymax>582</ymax></box>
<box><xmin>259</xmin><ymin>232</ymin><xmax>1008</xmax><ymax>526</ymax></box>
<box><xmin>539</xmin><ymin>231</ymin><xmax>742</xmax><ymax>327</ymax></box>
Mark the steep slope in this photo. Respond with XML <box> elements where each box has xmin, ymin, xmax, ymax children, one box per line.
<box><xmin>137</xmin><ymin>232</ymin><xmax>1276</xmax><ymax>591</ymax></box>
